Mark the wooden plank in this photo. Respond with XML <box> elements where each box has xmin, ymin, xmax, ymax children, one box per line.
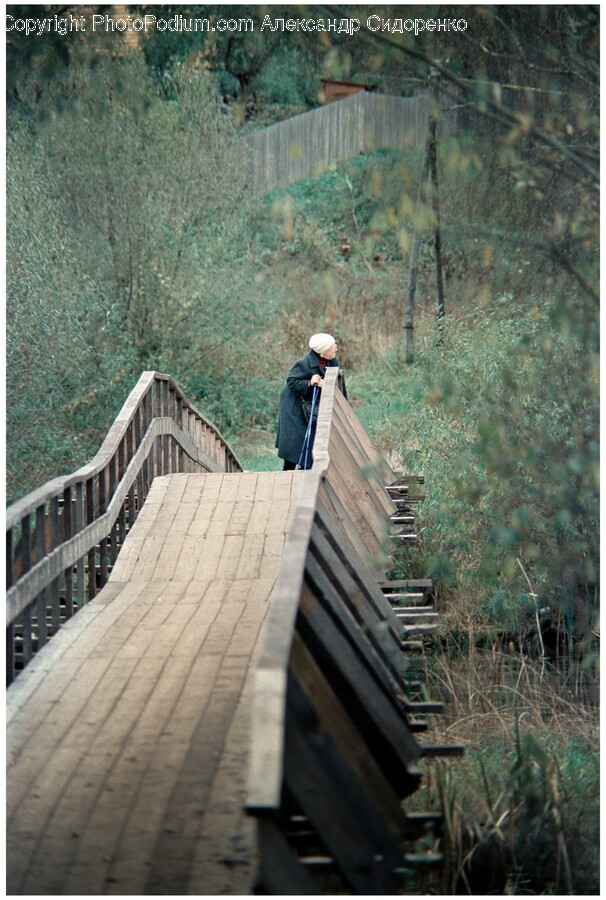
<box><xmin>7</xmin><ymin>527</ymin><xmax>14</xmax><ymax>590</ymax></box>
<box><xmin>284</xmin><ymin>676</ymin><xmax>407</xmax><ymax>895</ymax></box>
<box><xmin>290</xmin><ymin>633</ymin><xmax>418</xmax><ymax>834</ymax></box>
<box><xmin>324</xmin><ymin>456</ymin><xmax>386</xmax><ymax>562</ymax></box>
<box><xmin>379</xmin><ymin>578</ymin><xmax>433</xmax><ymax>590</ymax></box>
<box><xmin>247</xmin><ymin>666</ymin><xmax>288</xmax><ymax>813</ymax></box>
<box><xmin>301</xmin><ymin>559</ymin><xmax>436</xmax><ymax>730</ymax></box>
<box><xmin>316</xmin><ymin>474</ymin><xmax>381</xmax><ymax>576</ymax></box>
<box><xmin>395</xmin><ymin>606</ymin><xmax>436</xmax><ymax>615</ymax></box>
<box><xmin>35</xmin><ymin>592</ymin><xmax>47</xmax><ymax>650</ymax></box>
<box><xmin>386</xmin><ymin>488</ymin><xmax>425</xmax><ymax>503</ymax></box>
<box><xmin>305</xmin><ymin>530</ymin><xmax>407</xmax><ymax>682</ymax></box>
<box><xmin>298</xmin><ymin>583</ymin><xmax>421</xmax><ymax>790</ymax></box>
<box><xmin>333</xmin><ymin>389</ymin><xmax>395</xmax><ymax>484</ymax></box>
<box><xmin>419</xmin><ymin>745</ymin><xmax>466</xmax><ymax>757</ymax></box>
<box><xmin>396</xmin><ymin>612</ymin><xmax>439</xmax><ymax>625</ymax></box>
<box><xmin>331</xmin><ymin>403</ymin><xmax>393</xmax><ymax>513</ymax></box>
<box><xmin>407</xmin><ymin>719</ymin><xmax>430</xmax><ymax>732</ymax></box>
<box><xmin>253</xmin><ymin>816</ymin><xmax>322</xmax><ymax>894</ymax></box>
<box><xmin>328</xmin><ymin>424</ymin><xmax>393</xmax><ymax>538</ymax></box>
<box><xmin>405</xmin><ymin>701</ymin><xmax>444</xmax><ymax>714</ymax></box>
<box><xmin>6</xmin><ymin>622</ymin><xmax>15</xmax><ymax>684</ymax></box>
<box><xmin>402</xmin><ymin>623</ymin><xmax>438</xmax><ymax>637</ymax></box>
<box><xmin>314</xmin><ymin>497</ymin><xmax>404</xmax><ymax>638</ymax></box>
<box><xmin>245</xmin><ymin>470</ymin><xmax>312</xmax><ymax>812</ymax></box>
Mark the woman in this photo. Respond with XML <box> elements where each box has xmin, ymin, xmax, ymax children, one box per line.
<box><xmin>275</xmin><ymin>333</ymin><xmax>339</xmax><ymax>470</ymax></box>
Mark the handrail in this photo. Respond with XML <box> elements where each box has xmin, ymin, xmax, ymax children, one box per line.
<box><xmin>246</xmin><ymin>368</ymin><xmax>434</xmax><ymax>892</ymax></box>
<box><xmin>6</xmin><ymin>371</ymin><xmax>242</xmax><ymax>683</ymax></box>
<box><xmin>246</xmin><ymin>368</ymin><xmax>338</xmax><ymax>810</ymax></box>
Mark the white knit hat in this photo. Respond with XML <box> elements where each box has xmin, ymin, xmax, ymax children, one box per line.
<box><xmin>309</xmin><ymin>333</ymin><xmax>335</xmax><ymax>355</ymax></box>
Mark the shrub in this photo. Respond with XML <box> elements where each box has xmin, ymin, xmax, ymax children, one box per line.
<box><xmin>351</xmin><ymin>297</ymin><xmax>598</xmax><ymax>677</ymax></box>
<box><xmin>253</xmin><ymin>48</ymin><xmax>318</xmax><ymax>106</ymax></box>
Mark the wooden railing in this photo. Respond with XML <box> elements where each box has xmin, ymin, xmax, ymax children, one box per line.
<box><xmin>6</xmin><ymin>371</ymin><xmax>241</xmax><ymax>684</ymax></box>
<box><xmin>246</xmin><ymin>367</ymin><xmax>459</xmax><ymax>893</ymax></box>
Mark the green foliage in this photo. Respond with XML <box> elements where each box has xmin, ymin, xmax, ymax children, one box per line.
<box><xmin>6</xmin><ymin>123</ymin><xmax>121</xmax><ymax>502</ymax></box>
<box><xmin>424</xmin><ymin>729</ymin><xmax>599</xmax><ymax>894</ymax></box>
<box><xmin>352</xmin><ymin>297</ymin><xmax>598</xmax><ymax>645</ymax></box>
<box><xmin>412</xmin><ymin>640</ymin><xmax>599</xmax><ymax>895</ymax></box>
<box><xmin>5</xmin><ymin>19</ymin><xmax>600</xmax><ymax>890</ymax></box>
<box><xmin>6</xmin><ymin>48</ymin><xmax>271</xmax><ymax>496</ymax></box>
<box><xmin>253</xmin><ymin>47</ymin><xmax>318</xmax><ymax>106</ymax></box>
<box><xmin>29</xmin><ymin>50</ymin><xmax>250</xmax><ymax>371</ymax></box>
<box><xmin>7</xmin><ymin>22</ymin><xmax>599</xmax><ymax>652</ymax></box>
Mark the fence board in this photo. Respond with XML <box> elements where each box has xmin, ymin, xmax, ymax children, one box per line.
<box><xmin>245</xmin><ymin>91</ymin><xmax>458</xmax><ymax>194</ymax></box>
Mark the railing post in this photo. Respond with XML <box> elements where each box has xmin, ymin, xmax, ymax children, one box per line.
<box><xmin>75</xmin><ymin>482</ymin><xmax>85</xmax><ymax>609</ymax></box>
<box><xmin>34</xmin><ymin>504</ymin><xmax>48</xmax><ymax>648</ymax></box>
<box><xmin>176</xmin><ymin>393</ymin><xmax>184</xmax><ymax>472</ymax></box>
<box><xmin>63</xmin><ymin>485</ymin><xmax>74</xmax><ymax>620</ymax></box>
<box><xmin>108</xmin><ymin>456</ymin><xmax>118</xmax><ymax>569</ymax></box>
<box><xmin>134</xmin><ymin>402</ymin><xmax>144</xmax><ymax>513</ymax></box>
<box><xmin>143</xmin><ymin>389</ymin><xmax>153</xmax><ymax>497</ymax></box>
<box><xmin>98</xmin><ymin>466</ymin><xmax>109</xmax><ymax>589</ymax></box>
<box><xmin>49</xmin><ymin>496</ymin><xmax>61</xmax><ymax>633</ymax></box>
<box><xmin>127</xmin><ymin>418</ymin><xmax>137</xmax><ymax>531</ymax></box>
<box><xmin>6</xmin><ymin>529</ymin><xmax>15</xmax><ymax>683</ymax></box>
<box><xmin>117</xmin><ymin>438</ymin><xmax>127</xmax><ymax>549</ymax></box>
<box><xmin>6</xmin><ymin>526</ymin><xmax>14</xmax><ymax>591</ymax></box>
<box><xmin>21</xmin><ymin>513</ymin><xmax>31</xmax><ymax>576</ymax></box>
<box><xmin>21</xmin><ymin>605</ymin><xmax>32</xmax><ymax>672</ymax></box>
<box><xmin>86</xmin><ymin>477</ymin><xmax>97</xmax><ymax>602</ymax></box>
<box><xmin>153</xmin><ymin>380</ymin><xmax>162</xmax><ymax>477</ymax></box>
<box><xmin>6</xmin><ymin>623</ymin><xmax>15</xmax><ymax>685</ymax></box>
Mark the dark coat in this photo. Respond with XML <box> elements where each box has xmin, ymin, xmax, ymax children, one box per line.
<box><xmin>275</xmin><ymin>350</ymin><xmax>339</xmax><ymax>466</ymax></box>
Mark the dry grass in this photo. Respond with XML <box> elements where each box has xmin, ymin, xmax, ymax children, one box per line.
<box><xmin>426</xmin><ymin>641</ymin><xmax>598</xmax><ymax>750</ymax></box>
<box><xmin>407</xmin><ymin>642</ymin><xmax>600</xmax><ymax>895</ymax></box>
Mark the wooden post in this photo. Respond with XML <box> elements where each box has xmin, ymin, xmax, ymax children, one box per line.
<box><xmin>86</xmin><ymin>477</ymin><xmax>97</xmax><ymax>601</ymax></box>
<box><xmin>75</xmin><ymin>482</ymin><xmax>85</xmax><ymax>609</ymax></box>
<box><xmin>429</xmin><ymin>93</ymin><xmax>446</xmax><ymax>334</ymax></box>
<box><xmin>63</xmin><ymin>485</ymin><xmax>73</xmax><ymax>619</ymax></box>
<box><xmin>35</xmin><ymin>505</ymin><xmax>48</xmax><ymax>647</ymax></box>
<box><xmin>403</xmin><ymin>132</ymin><xmax>431</xmax><ymax>364</ymax></box>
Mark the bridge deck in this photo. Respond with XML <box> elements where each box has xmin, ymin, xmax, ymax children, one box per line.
<box><xmin>7</xmin><ymin>471</ymin><xmax>301</xmax><ymax>895</ymax></box>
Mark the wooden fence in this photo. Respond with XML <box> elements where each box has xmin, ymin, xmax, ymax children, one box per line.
<box><xmin>5</xmin><ymin>371</ymin><xmax>241</xmax><ymax>685</ymax></box>
<box><xmin>246</xmin><ymin>367</ymin><xmax>462</xmax><ymax>893</ymax></box>
<box><xmin>244</xmin><ymin>90</ymin><xmax>458</xmax><ymax>194</ymax></box>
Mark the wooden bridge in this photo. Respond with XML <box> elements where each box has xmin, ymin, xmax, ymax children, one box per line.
<box><xmin>6</xmin><ymin>368</ymin><xmax>461</xmax><ymax>895</ymax></box>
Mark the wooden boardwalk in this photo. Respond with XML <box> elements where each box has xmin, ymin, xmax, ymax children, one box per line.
<box><xmin>7</xmin><ymin>470</ymin><xmax>302</xmax><ymax>895</ymax></box>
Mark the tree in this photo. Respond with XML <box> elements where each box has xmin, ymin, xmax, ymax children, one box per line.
<box><xmin>348</xmin><ymin>4</ymin><xmax>598</xmax><ymax>297</ymax></box>
<box><xmin>6</xmin><ymin>124</ymin><xmax>110</xmax><ymax>501</ymax></box>
<box><xmin>6</xmin><ymin>45</ymin><xmax>269</xmax><ymax>496</ymax></box>
<box><xmin>16</xmin><ymin>49</ymin><xmax>251</xmax><ymax>368</ymax></box>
